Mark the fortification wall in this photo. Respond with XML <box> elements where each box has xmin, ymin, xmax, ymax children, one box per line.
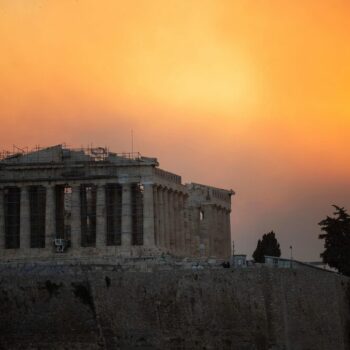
<box><xmin>0</xmin><ymin>264</ymin><xmax>348</xmax><ymax>350</ymax></box>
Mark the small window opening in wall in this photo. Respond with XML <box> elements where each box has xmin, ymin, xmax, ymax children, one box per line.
<box><xmin>199</xmin><ymin>210</ymin><xmax>204</xmax><ymax>221</ymax></box>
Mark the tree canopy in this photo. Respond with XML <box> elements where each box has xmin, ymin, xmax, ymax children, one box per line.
<box><xmin>319</xmin><ymin>205</ymin><xmax>350</xmax><ymax>276</ymax></box>
<box><xmin>253</xmin><ymin>231</ymin><xmax>281</xmax><ymax>263</ymax></box>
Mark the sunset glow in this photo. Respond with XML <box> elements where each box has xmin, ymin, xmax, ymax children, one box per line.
<box><xmin>1</xmin><ymin>0</ymin><xmax>349</xmax><ymax>260</ymax></box>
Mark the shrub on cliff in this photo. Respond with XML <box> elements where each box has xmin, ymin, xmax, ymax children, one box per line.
<box><xmin>253</xmin><ymin>231</ymin><xmax>281</xmax><ymax>263</ymax></box>
<box><xmin>319</xmin><ymin>205</ymin><xmax>350</xmax><ymax>276</ymax></box>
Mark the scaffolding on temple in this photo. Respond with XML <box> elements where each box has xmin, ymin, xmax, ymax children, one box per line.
<box><xmin>0</xmin><ymin>144</ymin><xmax>142</xmax><ymax>162</ymax></box>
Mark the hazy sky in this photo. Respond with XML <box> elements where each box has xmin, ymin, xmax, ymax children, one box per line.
<box><xmin>0</xmin><ymin>0</ymin><xmax>349</xmax><ymax>260</ymax></box>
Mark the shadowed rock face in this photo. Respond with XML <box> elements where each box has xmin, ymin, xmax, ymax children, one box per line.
<box><xmin>0</xmin><ymin>265</ymin><xmax>348</xmax><ymax>350</ymax></box>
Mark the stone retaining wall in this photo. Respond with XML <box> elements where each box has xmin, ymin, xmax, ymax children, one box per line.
<box><xmin>0</xmin><ymin>265</ymin><xmax>348</xmax><ymax>349</ymax></box>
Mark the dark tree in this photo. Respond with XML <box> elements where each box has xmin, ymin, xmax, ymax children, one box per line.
<box><xmin>253</xmin><ymin>231</ymin><xmax>281</xmax><ymax>263</ymax></box>
<box><xmin>319</xmin><ymin>205</ymin><xmax>350</xmax><ymax>276</ymax></box>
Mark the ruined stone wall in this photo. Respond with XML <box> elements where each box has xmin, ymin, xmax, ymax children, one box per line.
<box><xmin>0</xmin><ymin>265</ymin><xmax>348</xmax><ymax>350</ymax></box>
<box><xmin>186</xmin><ymin>183</ymin><xmax>233</xmax><ymax>259</ymax></box>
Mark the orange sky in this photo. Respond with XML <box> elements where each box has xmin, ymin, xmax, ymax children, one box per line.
<box><xmin>0</xmin><ymin>0</ymin><xmax>349</xmax><ymax>260</ymax></box>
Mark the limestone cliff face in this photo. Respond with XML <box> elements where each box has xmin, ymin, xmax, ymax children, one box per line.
<box><xmin>0</xmin><ymin>265</ymin><xmax>348</xmax><ymax>350</ymax></box>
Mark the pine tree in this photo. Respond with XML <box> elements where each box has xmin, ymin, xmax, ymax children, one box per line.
<box><xmin>319</xmin><ymin>205</ymin><xmax>350</xmax><ymax>276</ymax></box>
<box><xmin>253</xmin><ymin>231</ymin><xmax>281</xmax><ymax>263</ymax></box>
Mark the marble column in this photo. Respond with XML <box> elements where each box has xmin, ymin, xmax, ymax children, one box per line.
<box><xmin>70</xmin><ymin>184</ymin><xmax>81</xmax><ymax>248</ymax></box>
<box><xmin>163</xmin><ymin>189</ymin><xmax>170</xmax><ymax>248</ymax></box>
<box><xmin>194</xmin><ymin>207</ymin><xmax>203</xmax><ymax>256</ymax></box>
<box><xmin>96</xmin><ymin>184</ymin><xmax>106</xmax><ymax>248</ymax></box>
<box><xmin>0</xmin><ymin>188</ymin><xmax>4</xmax><ymax>250</ymax></box>
<box><xmin>45</xmin><ymin>185</ymin><xmax>56</xmax><ymax>250</ymax></box>
<box><xmin>158</xmin><ymin>187</ymin><xmax>163</xmax><ymax>247</ymax></box>
<box><xmin>158</xmin><ymin>187</ymin><xmax>165</xmax><ymax>248</ymax></box>
<box><xmin>174</xmin><ymin>192</ymin><xmax>180</xmax><ymax>253</ymax></box>
<box><xmin>178</xmin><ymin>193</ymin><xmax>186</xmax><ymax>254</ymax></box>
<box><xmin>182</xmin><ymin>194</ymin><xmax>190</xmax><ymax>255</ymax></box>
<box><xmin>20</xmin><ymin>186</ymin><xmax>30</xmax><ymax>249</ymax></box>
<box><xmin>121</xmin><ymin>183</ymin><xmax>132</xmax><ymax>246</ymax></box>
<box><xmin>153</xmin><ymin>186</ymin><xmax>159</xmax><ymax>246</ymax></box>
<box><xmin>218</xmin><ymin>207</ymin><xmax>223</xmax><ymax>256</ymax></box>
<box><xmin>172</xmin><ymin>191</ymin><xmax>177</xmax><ymax>252</ymax></box>
<box><xmin>168</xmin><ymin>190</ymin><xmax>175</xmax><ymax>251</ymax></box>
<box><xmin>214</xmin><ymin>206</ymin><xmax>220</xmax><ymax>256</ymax></box>
<box><xmin>226</xmin><ymin>209</ymin><xmax>232</xmax><ymax>257</ymax></box>
<box><xmin>218</xmin><ymin>207</ymin><xmax>223</xmax><ymax>257</ymax></box>
<box><xmin>143</xmin><ymin>182</ymin><xmax>155</xmax><ymax>247</ymax></box>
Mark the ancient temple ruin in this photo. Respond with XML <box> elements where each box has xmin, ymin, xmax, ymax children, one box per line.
<box><xmin>0</xmin><ymin>145</ymin><xmax>234</xmax><ymax>260</ymax></box>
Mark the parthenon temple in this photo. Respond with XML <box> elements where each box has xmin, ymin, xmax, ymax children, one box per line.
<box><xmin>0</xmin><ymin>145</ymin><xmax>234</xmax><ymax>260</ymax></box>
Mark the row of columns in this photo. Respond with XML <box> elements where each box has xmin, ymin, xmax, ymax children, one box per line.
<box><xmin>0</xmin><ymin>183</ymin><xmax>231</xmax><ymax>257</ymax></box>
<box><xmin>0</xmin><ymin>182</ymin><xmax>155</xmax><ymax>251</ymax></box>
<box><xmin>153</xmin><ymin>185</ymin><xmax>187</xmax><ymax>255</ymax></box>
